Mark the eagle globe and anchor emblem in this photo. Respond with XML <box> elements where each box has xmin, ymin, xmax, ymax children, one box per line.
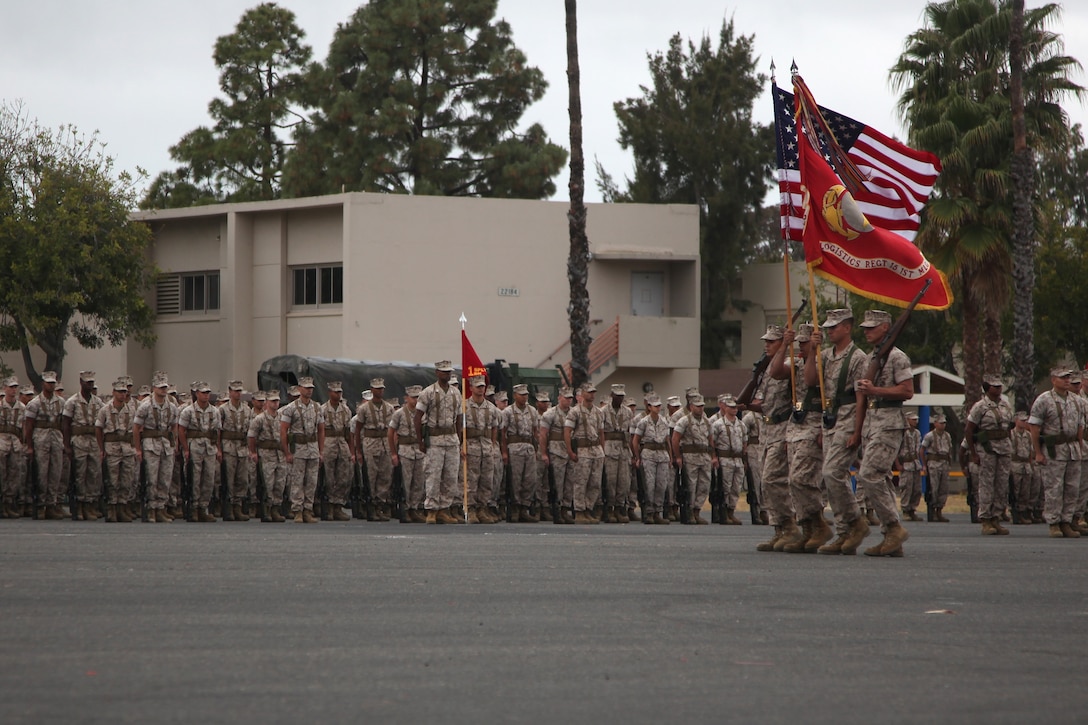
<box><xmin>821</xmin><ymin>184</ymin><xmax>873</xmax><ymax>240</ymax></box>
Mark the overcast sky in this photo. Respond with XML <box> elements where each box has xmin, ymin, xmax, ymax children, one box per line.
<box><xmin>3</xmin><ymin>0</ymin><xmax>1086</xmax><ymax>204</ymax></box>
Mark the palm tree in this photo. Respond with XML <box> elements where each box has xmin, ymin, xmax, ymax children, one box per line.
<box><xmin>890</xmin><ymin>0</ymin><xmax>1082</xmax><ymax>410</ymax></box>
<box><xmin>565</xmin><ymin>0</ymin><xmax>590</xmax><ymax>388</ymax></box>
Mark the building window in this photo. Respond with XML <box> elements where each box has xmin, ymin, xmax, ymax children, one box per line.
<box><xmin>292</xmin><ymin>265</ymin><xmax>343</xmax><ymax>308</ymax></box>
<box><xmin>157</xmin><ymin>272</ymin><xmax>220</xmax><ymax>315</ymax></box>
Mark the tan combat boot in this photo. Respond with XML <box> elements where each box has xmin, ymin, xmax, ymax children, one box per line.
<box><xmin>627</xmin><ymin>507</ymin><xmax>640</xmax><ymax>522</ymax></box>
<box><xmin>652</xmin><ymin>512</ymin><xmax>670</xmax><ymax>525</ymax></box>
<box><xmin>426</xmin><ymin>510</ymin><xmax>439</xmax><ymax>524</ymax></box>
<box><xmin>992</xmin><ymin>518</ymin><xmax>1009</xmax><ymax>535</ymax></box>
<box><xmin>466</xmin><ymin>506</ymin><xmax>481</xmax><ymax>524</ymax></box>
<box><xmin>198</xmin><ymin>508</ymin><xmax>217</xmax><ymax>522</ymax></box>
<box><xmin>154</xmin><ymin>508</ymin><xmax>171</xmax><ymax>523</ymax></box>
<box><xmin>270</xmin><ymin>506</ymin><xmax>285</xmax><ymax>523</ymax></box>
<box><xmin>1049</xmin><ymin>523</ymin><xmax>1064</xmax><ymax>538</ymax></box>
<box><xmin>292</xmin><ymin>510</ymin><xmax>304</xmax><ymax>523</ymax></box>
<box><xmin>117</xmin><ymin>503</ymin><xmax>134</xmax><ymax>523</ymax></box>
<box><xmin>756</xmin><ymin>526</ymin><xmax>783</xmax><ymax>552</ymax></box>
<box><xmin>774</xmin><ymin>520</ymin><xmax>804</xmax><ymax>551</ymax></box>
<box><xmin>302</xmin><ymin>509</ymin><xmax>318</xmax><ymax>523</ymax></box>
<box><xmin>559</xmin><ymin>509</ymin><xmax>576</xmax><ymax>524</ymax></box>
<box><xmin>332</xmin><ymin>504</ymin><xmax>350</xmax><ymax>522</ymax></box>
<box><xmin>46</xmin><ymin>504</ymin><xmax>66</xmax><ymax>520</ymax></box>
<box><xmin>725</xmin><ymin>508</ymin><xmax>742</xmax><ymax>525</ymax></box>
<box><xmin>839</xmin><ymin>516</ymin><xmax>871</xmax><ymax>555</ymax></box>
<box><xmin>935</xmin><ymin>507</ymin><xmax>950</xmax><ymax>523</ymax></box>
<box><xmin>232</xmin><ymin>504</ymin><xmax>250</xmax><ymax>522</ymax></box>
<box><xmin>864</xmin><ymin>521</ymin><xmax>910</xmax><ymax>557</ymax></box>
<box><xmin>106</xmin><ymin>504</ymin><xmax>118</xmax><ymax>523</ymax></box>
<box><xmin>573</xmin><ymin>509</ymin><xmax>593</xmax><ymax>524</ymax></box>
<box><xmin>436</xmin><ymin>508</ymin><xmax>459</xmax><ymax>525</ymax></box>
<box><xmin>1059</xmin><ymin>522</ymin><xmax>1081</xmax><ymax>538</ymax></box>
<box><xmin>782</xmin><ymin>519</ymin><xmax>812</xmax><ymax>553</ymax></box>
<box><xmin>804</xmin><ymin>514</ymin><xmax>834</xmax><ymax>553</ymax></box>
<box><xmin>1073</xmin><ymin>514</ymin><xmax>1088</xmax><ymax>535</ymax></box>
<box><xmin>980</xmin><ymin>518</ymin><xmax>997</xmax><ymax>535</ymax></box>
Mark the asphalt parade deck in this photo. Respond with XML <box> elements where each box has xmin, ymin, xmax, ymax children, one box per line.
<box><xmin>1</xmin><ymin>515</ymin><xmax>1085</xmax><ymax>724</ymax></box>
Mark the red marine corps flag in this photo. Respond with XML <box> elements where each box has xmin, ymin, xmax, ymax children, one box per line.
<box><xmin>461</xmin><ymin>313</ymin><xmax>487</xmax><ymax>398</ymax></box>
<box><xmin>776</xmin><ymin>74</ymin><xmax>953</xmax><ymax>310</ymax></box>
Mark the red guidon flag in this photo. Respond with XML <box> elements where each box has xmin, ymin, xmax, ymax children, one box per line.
<box><xmin>462</xmin><ymin>330</ymin><xmax>487</xmax><ymax>397</ymax></box>
<box><xmin>792</xmin><ymin>83</ymin><xmax>953</xmax><ymax>310</ymax></box>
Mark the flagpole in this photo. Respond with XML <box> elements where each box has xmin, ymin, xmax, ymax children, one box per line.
<box><xmin>808</xmin><ymin>266</ymin><xmax>828</xmax><ymax>411</ymax></box>
<box><xmin>459</xmin><ymin>312</ymin><xmax>469</xmax><ymax>524</ymax></box>
<box><xmin>773</xmin><ymin>60</ymin><xmax>800</xmax><ymax>412</ymax></box>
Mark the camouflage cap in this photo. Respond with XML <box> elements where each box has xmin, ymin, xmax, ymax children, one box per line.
<box><xmin>195</xmin><ymin>381</ymin><xmax>212</xmax><ymax>393</ymax></box>
<box><xmin>983</xmin><ymin>374</ymin><xmax>1004</xmax><ymax>388</ymax></box>
<box><xmin>405</xmin><ymin>385</ymin><xmax>422</xmax><ymax>397</ymax></box>
<box><xmin>252</xmin><ymin>391</ymin><xmax>267</xmax><ymax>402</ymax></box>
<box><xmin>535</xmin><ymin>391</ymin><xmax>551</xmax><ymax>403</ymax></box>
<box><xmin>796</xmin><ymin>322</ymin><xmax>814</xmax><ymax>342</ymax></box>
<box><xmin>79</xmin><ymin>371</ymin><xmax>96</xmax><ymax>383</ymax></box>
<box><xmin>580</xmin><ymin>383</ymin><xmax>597</xmax><ymax>393</ymax></box>
<box><xmin>512</xmin><ymin>383</ymin><xmax>529</xmax><ymax>395</ymax></box>
<box><xmin>559</xmin><ymin>387</ymin><xmax>574</xmax><ymax>399</ymax></box>
<box><xmin>326</xmin><ymin>380</ymin><xmax>343</xmax><ymax>392</ymax></box>
<box><xmin>469</xmin><ymin>375</ymin><xmax>486</xmax><ymax>388</ymax></box>
<box><xmin>361</xmin><ymin>390</ymin><xmax>373</xmax><ymax>401</ymax></box>
<box><xmin>369</xmin><ymin>378</ymin><xmax>385</xmax><ymax>389</ymax></box>
<box><xmin>138</xmin><ymin>385</ymin><xmax>151</xmax><ymax>396</ymax></box>
<box><xmin>1071</xmin><ymin>372</ymin><xmax>1083</xmax><ymax>384</ymax></box>
<box><xmin>228</xmin><ymin>380</ymin><xmax>244</xmax><ymax>391</ymax></box>
<box><xmin>3</xmin><ymin>376</ymin><xmax>18</xmax><ymax>388</ymax></box>
<box><xmin>859</xmin><ymin>310</ymin><xmax>893</xmax><ymax>328</ymax></box>
<box><xmin>906</xmin><ymin>411</ymin><xmax>919</xmax><ymax>420</ymax></box>
<box><xmin>449</xmin><ymin>377</ymin><xmax>459</xmax><ymax>387</ymax></box>
<box><xmin>760</xmin><ymin>324</ymin><xmax>784</xmax><ymax>341</ymax></box>
<box><xmin>288</xmin><ymin>386</ymin><xmax>300</xmax><ymax>397</ymax></box>
<box><xmin>388</xmin><ymin>398</ymin><xmax>400</xmax><ymax>407</ymax></box>
<box><xmin>122</xmin><ymin>376</ymin><xmax>134</xmax><ymax>387</ymax></box>
<box><xmin>1015</xmin><ymin>410</ymin><xmax>1028</xmax><ymax>420</ymax></box>
<box><xmin>690</xmin><ymin>394</ymin><xmax>705</xmax><ymax>407</ymax></box>
<box><xmin>41</xmin><ymin>371</ymin><xmax>58</xmax><ymax>383</ymax></box>
<box><xmin>933</xmin><ymin>414</ymin><xmax>947</xmax><ymax>424</ymax></box>
<box><xmin>298</xmin><ymin>377</ymin><xmax>315</xmax><ymax>388</ymax></box>
<box><xmin>495</xmin><ymin>391</ymin><xmax>508</xmax><ymax>402</ymax></box>
<box><xmin>645</xmin><ymin>394</ymin><xmax>662</xmax><ymax>407</ymax></box>
<box><xmin>152</xmin><ymin>371</ymin><xmax>169</xmax><ymax>388</ymax></box>
<box><xmin>434</xmin><ymin>360</ymin><xmax>454</xmax><ymax>372</ymax></box>
<box><xmin>485</xmin><ymin>385</ymin><xmax>495</xmax><ymax>396</ymax></box>
<box><xmin>19</xmin><ymin>385</ymin><xmax>34</xmax><ymax>396</ymax></box>
<box><xmin>719</xmin><ymin>394</ymin><xmax>738</xmax><ymax>408</ymax></box>
<box><xmin>610</xmin><ymin>383</ymin><xmax>626</xmax><ymax>397</ymax></box>
<box><xmin>822</xmin><ymin>308</ymin><xmax>853</xmax><ymax>328</ymax></box>
<box><xmin>1051</xmin><ymin>366</ymin><xmax>1074</xmax><ymax>378</ymax></box>
<box><xmin>112</xmin><ymin>379</ymin><xmax>128</xmax><ymax>392</ymax></box>
<box><xmin>666</xmin><ymin>395</ymin><xmax>680</xmax><ymax>406</ymax></box>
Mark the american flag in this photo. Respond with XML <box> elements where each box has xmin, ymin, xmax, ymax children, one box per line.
<box><xmin>774</xmin><ymin>84</ymin><xmax>942</xmax><ymax>243</ymax></box>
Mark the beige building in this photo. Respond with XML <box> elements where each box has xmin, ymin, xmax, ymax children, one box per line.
<box><xmin>9</xmin><ymin>193</ymin><xmax>701</xmax><ymax>397</ymax></box>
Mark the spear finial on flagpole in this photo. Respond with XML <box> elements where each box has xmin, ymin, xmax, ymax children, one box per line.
<box><xmin>459</xmin><ymin>312</ymin><xmax>467</xmax><ymax>330</ymax></box>
<box><xmin>790</xmin><ymin>59</ymin><xmax>798</xmax><ymax>78</ymax></box>
<box><xmin>770</xmin><ymin>58</ymin><xmax>776</xmax><ymax>84</ymax></box>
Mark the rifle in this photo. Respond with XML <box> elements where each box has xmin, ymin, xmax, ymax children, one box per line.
<box><xmin>68</xmin><ymin>451</ymin><xmax>79</xmax><ymax>521</ymax></box>
<box><xmin>1008</xmin><ymin>471</ymin><xmax>1019</xmax><ymax>525</ymax></box>
<box><xmin>350</xmin><ymin>460</ymin><xmax>364</xmax><ymax>519</ymax></box>
<box><xmin>392</xmin><ymin>463</ymin><xmax>407</xmax><ymax>523</ymax></box>
<box><xmin>736</xmin><ymin>299</ymin><xmax>808</xmax><ymax>407</ymax></box>
<box><xmin>138</xmin><ymin>458</ymin><xmax>149</xmax><ymax>522</ymax></box>
<box><xmin>863</xmin><ymin>279</ymin><xmax>932</xmax><ymax>384</ymax></box>
<box><xmin>676</xmin><ymin>464</ymin><xmax>691</xmax><ymax>524</ymax></box>
<box><xmin>744</xmin><ymin>453</ymin><xmax>762</xmax><ymax>525</ymax></box>
<box><xmin>600</xmin><ymin>465</ymin><xmax>610</xmax><ymax>517</ymax></box>
<box><xmin>965</xmin><ymin>466</ymin><xmax>979</xmax><ymax>523</ymax></box>
<box><xmin>29</xmin><ymin>452</ymin><xmax>41</xmax><ymax>520</ymax></box>
<box><xmin>218</xmin><ymin>458</ymin><xmax>230</xmax><ymax>520</ymax></box>
<box><xmin>183</xmin><ymin>455</ymin><xmax>194</xmax><ymax>522</ymax></box>
<box><xmin>634</xmin><ymin>461</ymin><xmax>647</xmax><ymax>521</ymax></box>
<box><xmin>924</xmin><ymin>470</ymin><xmax>936</xmax><ymax>522</ymax></box>
<box><xmin>358</xmin><ymin>457</ymin><xmax>375</xmax><ymax>521</ymax></box>
<box><xmin>504</xmin><ymin>461</ymin><xmax>515</xmax><ymax>523</ymax></box>
<box><xmin>709</xmin><ymin>463</ymin><xmax>723</xmax><ymax>524</ymax></box>
<box><xmin>316</xmin><ymin>460</ymin><xmax>329</xmax><ymax>521</ymax></box>
<box><xmin>255</xmin><ymin>453</ymin><xmax>269</xmax><ymax>521</ymax></box>
<box><xmin>546</xmin><ymin>462</ymin><xmax>560</xmax><ymax>524</ymax></box>
<box><xmin>101</xmin><ymin>458</ymin><xmax>112</xmax><ymax>521</ymax></box>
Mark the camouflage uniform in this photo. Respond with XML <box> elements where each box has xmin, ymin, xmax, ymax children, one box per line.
<box><xmin>673</xmin><ymin>402</ymin><xmax>714</xmax><ymax>522</ymax></box>
<box><xmin>321</xmin><ymin>398</ymin><xmax>354</xmax><ymax>508</ymax></box>
<box><xmin>741</xmin><ymin>412</ymin><xmax>763</xmax><ymax>505</ymax></box>
<box><xmin>97</xmin><ymin>395</ymin><xmax>138</xmax><ymax>508</ymax></box>
<box><xmin>279</xmin><ymin>396</ymin><xmax>324</xmax><ymax>515</ymax></box>
<box><xmin>634</xmin><ymin>408</ymin><xmax>672</xmax><ymax>517</ymax></box>
<box><xmin>712</xmin><ymin>412</ymin><xmax>747</xmax><ymax>513</ymax></box>
<box><xmin>601</xmin><ymin>393</ymin><xmax>634</xmax><ymax>518</ymax></box>
<box><xmin>897</xmin><ymin>423</ymin><xmax>923</xmax><ymax>516</ymax></box>
<box><xmin>63</xmin><ymin>386</ymin><xmax>105</xmax><ymax>509</ymax></box>
<box><xmin>966</xmin><ymin>394</ymin><xmax>1014</xmax><ymax>523</ymax></box>
<box><xmin>757</xmin><ymin>367</ymin><xmax>794</xmax><ymax>526</ymax></box>
<box><xmin>465</xmin><ymin>395</ymin><xmax>498</xmax><ymax>515</ymax></box>
<box><xmin>416</xmin><ymin>378</ymin><xmax>463</xmax><ymax>512</ymax></box>
<box><xmin>178</xmin><ymin>397</ymin><xmax>222</xmax><ymax>511</ymax></box>
<box><xmin>389</xmin><ymin>403</ymin><xmax>425</xmax><ymax>513</ymax></box>
<box><xmin>219</xmin><ymin>396</ymin><xmax>252</xmax><ymax>511</ymax></box>
<box><xmin>920</xmin><ymin>428</ymin><xmax>953</xmax><ymax>508</ymax></box>
<box><xmin>248</xmin><ymin>408</ymin><xmax>287</xmax><ymax>514</ymax></box>
<box><xmin>564</xmin><ymin>397</ymin><xmax>604</xmax><ymax>516</ymax></box>
<box><xmin>1010</xmin><ymin>422</ymin><xmax>1036</xmax><ymax>521</ymax></box>
<box><xmin>357</xmin><ymin>396</ymin><xmax>396</xmax><ymax>508</ymax></box>
<box><xmin>0</xmin><ymin>390</ymin><xmax>26</xmax><ymax>515</ymax></box>
<box><xmin>786</xmin><ymin>366</ymin><xmax>825</xmax><ymax>522</ymax></box>
<box><xmin>857</xmin><ymin>346</ymin><xmax>913</xmax><ymax>527</ymax></box>
<box><xmin>1029</xmin><ymin>384</ymin><xmax>1083</xmax><ymax>526</ymax></box>
<box><xmin>133</xmin><ymin>392</ymin><xmax>178</xmax><ymax>512</ymax></box>
<box><xmin>540</xmin><ymin>397</ymin><xmax>573</xmax><ymax>513</ymax></box>
<box><xmin>818</xmin><ymin>341</ymin><xmax>868</xmax><ymax>530</ymax></box>
<box><xmin>25</xmin><ymin>388</ymin><xmax>65</xmax><ymax>508</ymax></box>
<box><xmin>503</xmin><ymin>395</ymin><xmax>541</xmax><ymax>509</ymax></box>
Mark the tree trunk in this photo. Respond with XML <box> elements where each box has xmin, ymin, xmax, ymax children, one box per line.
<box><xmin>982</xmin><ymin>307</ymin><xmax>1002</xmax><ymax>379</ymax></box>
<box><xmin>565</xmin><ymin>0</ymin><xmax>590</xmax><ymax>389</ymax></box>
<box><xmin>961</xmin><ymin>278</ymin><xmax>982</xmax><ymax>414</ymax></box>
<box><xmin>1009</xmin><ymin>0</ymin><xmax>1037</xmax><ymax>411</ymax></box>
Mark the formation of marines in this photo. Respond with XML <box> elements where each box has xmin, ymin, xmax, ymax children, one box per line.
<box><xmin>2</xmin><ymin>307</ymin><xmax>1087</xmax><ymax>554</ymax></box>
